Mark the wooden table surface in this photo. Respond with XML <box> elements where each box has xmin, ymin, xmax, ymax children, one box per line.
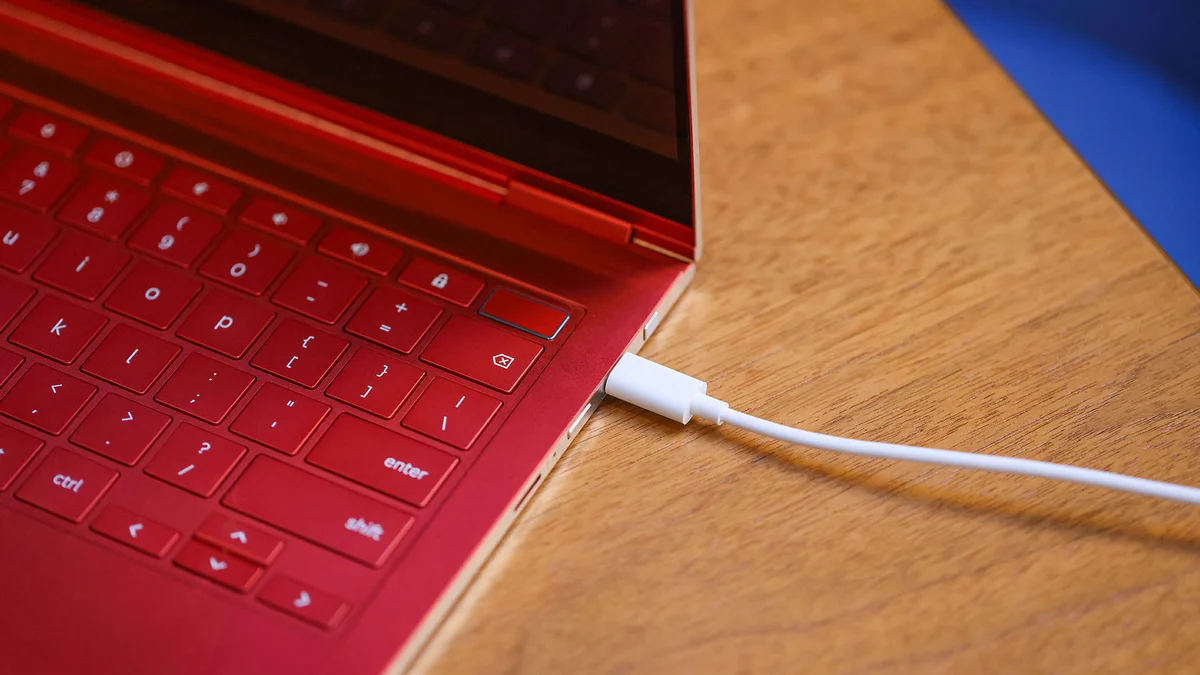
<box><xmin>414</xmin><ymin>0</ymin><xmax>1200</xmax><ymax>672</ymax></box>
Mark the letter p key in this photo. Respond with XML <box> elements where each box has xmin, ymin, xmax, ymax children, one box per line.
<box><xmin>214</xmin><ymin>315</ymin><xmax>234</xmax><ymax>331</ymax></box>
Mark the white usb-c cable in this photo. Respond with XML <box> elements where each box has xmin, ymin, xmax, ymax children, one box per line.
<box><xmin>603</xmin><ymin>353</ymin><xmax>1200</xmax><ymax>506</ymax></box>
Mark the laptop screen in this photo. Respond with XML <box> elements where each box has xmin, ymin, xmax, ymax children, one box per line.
<box><xmin>72</xmin><ymin>0</ymin><xmax>696</xmax><ymax>227</ymax></box>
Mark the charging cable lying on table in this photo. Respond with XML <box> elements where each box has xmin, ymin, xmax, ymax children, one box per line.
<box><xmin>604</xmin><ymin>353</ymin><xmax>1200</xmax><ymax>506</ymax></box>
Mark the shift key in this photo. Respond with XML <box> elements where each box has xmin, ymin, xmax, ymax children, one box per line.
<box><xmin>222</xmin><ymin>457</ymin><xmax>413</xmax><ymax>568</ymax></box>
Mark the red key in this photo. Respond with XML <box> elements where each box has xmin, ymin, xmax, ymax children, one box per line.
<box><xmin>229</xmin><ymin>383</ymin><xmax>330</xmax><ymax>455</ymax></box>
<box><xmin>144</xmin><ymin>424</ymin><xmax>246</xmax><ymax>496</ymax></box>
<box><xmin>326</xmin><ymin>349</ymin><xmax>424</xmax><ymax>419</ymax></box>
<box><xmin>70</xmin><ymin>393</ymin><xmax>171</xmax><ymax>465</ymax></box>
<box><xmin>91</xmin><ymin>505</ymin><xmax>179</xmax><ymax>558</ymax></box>
<box><xmin>398</xmin><ymin>257</ymin><xmax>484</xmax><ymax>306</ymax></box>
<box><xmin>176</xmin><ymin>290</ymin><xmax>275</xmax><ymax>358</ymax></box>
<box><xmin>8</xmin><ymin>110</ymin><xmax>89</xmax><ymax>156</ymax></box>
<box><xmin>223</xmin><ymin>456</ymin><xmax>414</xmax><ymax>567</ymax></box>
<box><xmin>0</xmin><ymin>146</ymin><xmax>81</xmax><ymax>212</ymax></box>
<box><xmin>402</xmin><ymin>377</ymin><xmax>501</xmax><ymax>450</ymax></box>
<box><xmin>0</xmin><ymin>422</ymin><xmax>43</xmax><ymax>491</ymax></box>
<box><xmin>154</xmin><ymin>353</ymin><xmax>255</xmax><ymax>424</ymax></box>
<box><xmin>0</xmin><ymin>364</ymin><xmax>96</xmax><ymax>434</ymax></box>
<box><xmin>199</xmin><ymin>229</ymin><xmax>294</xmax><ymax>296</ymax></box>
<box><xmin>81</xmin><ymin>324</ymin><xmax>180</xmax><ymax>394</ymax></box>
<box><xmin>129</xmin><ymin>201</ymin><xmax>224</xmax><ymax>268</ymax></box>
<box><xmin>0</xmin><ymin>203</ymin><xmax>59</xmax><ymax>272</ymax></box>
<box><xmin>161</xmin><ymin>166</ymin><xmax>243</xmax><ymax>215</ymax></box>
<box><xmin>174</xmin><ymin>539</ymin><xmax>264</xmax><ymax>593</ymax></box>
<box><xmin>104</xmin><ymin>261</ymin><xmax>202</xmax><ymax>329</ymax></box>
<box><xmin>9</xmin><ymin>294</ymin><xmax>107</xmax><ymax>364</ymax></box>
<box><xmin>32</xmin><ymin>233</ymin><xmax>129</xmax><ymax>300</ymax></box>
<box><xmin>250</xmin><ymin>320</ymin><xmax>347</xmax><ymax>389</ymax></box>
<box><xmin>15</xmin><ymin>448</ymin><xmax>117</xmax><ymax>522</ymax></box>
<box><xmin>0</xmin><ymin>276</ymin><xmax>35</xmax><ymax>329</ymax></box>
<box><xmin>0</xmin><ymin>347</ymin><xmax>22</xmax><ymax>386</ymax></box>
<box><xmin>239</xmin><ymin>195</ymin><xmax>322</xmax><ymax>244</ymax></box>
<box><xmin>83</xmin><ymin>138</ymin><xmax>166</xmax><ymax>186</ymax></box>
<box><xmin>346</xmin><ymin>286</ymin><xmax>441</xmax><ymax>354</ymax></box>
<box><xmin>317</xmin><ymin>226</ymin><xmax>402</xmax><ymax>275</ymax></box>
<box><xmin>259</xmin><ymin>576</ymin><xmax>349</xmax><ymax>630</ymax></box>
<box><xmin>271</xmin><ymin>257</ymin><xmax>366</xmax><ymax>324</ymax></box>
<box><xmin>308</xmin><ymin>414</ymin><xmax>457</xmax><ymax>508</ymax></box>
<box><xmin>0</xmin><ymin>97</ymin><xmax>11</xmax><ymax>120</ymax></box>
<box><xmin>420</xmin><ymin>316</ymin><xmax>542</xmax><ymax>393</ymax></box>
<box><xmin>56</xmin><ymin>176</ymin><xmax>151</xmax><ymax>239</ymax></box>
<box><xmin>195</xmin><ymin>513</ymin><xmax>284</xmax><ymax>565</ymax></box>
<box><xmin>479</xmin><ymin>288</ymin><xmax>570</xmax><ymax>340</ymax></box>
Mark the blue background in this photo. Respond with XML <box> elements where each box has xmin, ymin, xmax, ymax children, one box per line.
<box><xmin>945</xmin><ymin>0</ymin><xmax>1200</xmax><ymax>288</ymax></box>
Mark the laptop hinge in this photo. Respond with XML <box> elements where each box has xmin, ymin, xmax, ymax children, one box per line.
<box><xmin>504</xmin><ymin>179</ymin><xmax>633</xmax><ymax>245</ymax></box>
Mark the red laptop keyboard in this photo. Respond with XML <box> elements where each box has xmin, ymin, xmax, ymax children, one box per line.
<box><xmin>0</xmin><ymin>93</ymin><xmax>575</xmax><ymax>630</ymax></box>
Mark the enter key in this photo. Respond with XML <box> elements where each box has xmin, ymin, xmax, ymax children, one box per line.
<box><xmin>307</xmin><ymin>414</ymin><xmax>457</xmax><ymax>508</ymax></box>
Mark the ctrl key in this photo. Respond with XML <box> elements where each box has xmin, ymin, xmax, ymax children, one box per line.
<box><xmin>15</xmin><ymin>448</ymin><xmax>118</xmax><ymax>522</ymax></box>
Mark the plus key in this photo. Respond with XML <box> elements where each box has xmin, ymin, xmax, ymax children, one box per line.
<box><xmin>346</xmin><ymin>286</ymin><xmax>441</xmax><ymax>354</ymax></box>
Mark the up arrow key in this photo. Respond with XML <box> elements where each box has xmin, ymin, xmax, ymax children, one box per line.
<box><xmin>230</xmin><ymin>531</ymin><xmax>248</xmax><ymax>545</ymax></box>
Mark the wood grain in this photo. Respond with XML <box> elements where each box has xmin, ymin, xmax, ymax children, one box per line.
<box><xmin>413</xmin><ymin>0</ymin><xmax>1200</xmax><ymax>672</ymax></box>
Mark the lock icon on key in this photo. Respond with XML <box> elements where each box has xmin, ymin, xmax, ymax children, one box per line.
<box><xmin>431</xmin><ymin>273</ymin><xmax>449</xmax><ymax>290</ymax></box>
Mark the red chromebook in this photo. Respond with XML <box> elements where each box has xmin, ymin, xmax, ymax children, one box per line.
<box><xmin>0</xmin><ymin>1</ymin><xmax>700</xmax><ymax>673</ymax></box>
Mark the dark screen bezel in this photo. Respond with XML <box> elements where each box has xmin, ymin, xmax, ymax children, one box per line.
<box><xmin>71</xmin><ymin>0</ymin><xmax>695</xmax><ymax>227</ymax></box>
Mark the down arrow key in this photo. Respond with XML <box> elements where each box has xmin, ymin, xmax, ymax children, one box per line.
<box><xmin>174</xmin><ymin>540</ymin><xmax>263</xmax><ymax>592</ymax></box>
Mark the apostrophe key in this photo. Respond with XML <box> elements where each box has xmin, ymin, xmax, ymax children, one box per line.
<box><xmin>229</xmin><ymin>383</ymin><xmax>330</xmax><ymax>455</ymax></box>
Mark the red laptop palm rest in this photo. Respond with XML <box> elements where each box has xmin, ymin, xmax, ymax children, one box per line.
<box><xmin>0</xmin><ymin>1</ymin><xmax>700</xmax><ymax>673</ymax></box>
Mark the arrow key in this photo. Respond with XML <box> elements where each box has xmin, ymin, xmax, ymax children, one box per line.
<box><xmin>195</xmin><ymin>512</ymin><xmax>284</xmax><ymax>565</ymax></box>
<box><xmin>0</xmin><ymin>363</ymin><xmax>96</xmax><ymax>434</ymax></box>
<box><xmin>174</xmin><ymin>539</ymin><xmax>264</xmax><ymax>592</ymax></box>
<box><xmin>259</xmin><ymin>575</ymin><xmax>349</xmax><ymax>630</ymax></box>
<box><xmin>70</xmin><ymin>393</ymin><xmax>172</xmax><ymax>465</ymax></box>
<box><xmin>91</xmin><ymin>505</ymin><xmax>179</xmax><ymax>558</ymax></box>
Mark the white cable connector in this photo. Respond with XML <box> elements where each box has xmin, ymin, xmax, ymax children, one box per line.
<box><xmin>604</xmin><ymin>352</ymin><xmax>1200</xmax><ymax>506</ymax></box>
